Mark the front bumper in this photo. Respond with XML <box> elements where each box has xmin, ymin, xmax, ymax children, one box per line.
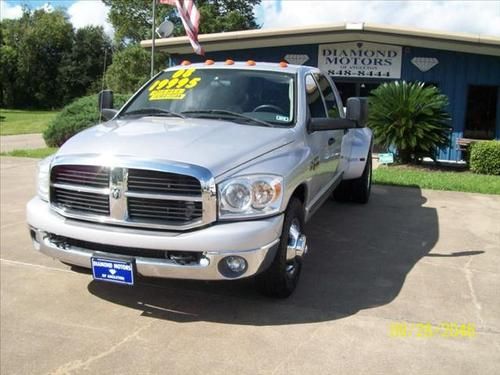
<box><xmin>27</xmin><ymin>197</ymin><xmax>283</xmax><ymax>280</ymax></box>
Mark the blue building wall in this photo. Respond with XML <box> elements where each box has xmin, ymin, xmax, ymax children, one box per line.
<box><xmin>172</xmin><ymin>42</ymin><xmax>500</xmax><ymax>161</ymax></box>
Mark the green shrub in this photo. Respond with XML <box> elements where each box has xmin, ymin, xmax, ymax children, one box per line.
<box><xmin>368</xmin><ymin>81</ymin><xmax>451</xmax><ymax>163</ymax></box>
<box><xmin>43</xmin><ymin>93</ymin><xmax>130</xmax><ymax>147</ymax></box>
<box><xmin>470</xmin><ymin>141</ymin><xmax>500</xmax><ymax>175</ymax></box>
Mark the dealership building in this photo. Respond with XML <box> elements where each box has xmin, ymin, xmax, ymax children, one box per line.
<box><xmin>141</xmin><ymin>23</ymin><xmax>500</xmax><ymax>161</ymax></box>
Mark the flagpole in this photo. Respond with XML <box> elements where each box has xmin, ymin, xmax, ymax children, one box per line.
<box><xmin>150</xmin><ymin>0</ymin><xmax>156</xmax><ymax>78</ymax></box>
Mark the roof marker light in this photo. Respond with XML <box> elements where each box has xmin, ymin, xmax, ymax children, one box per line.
<box><xmin>205</xmin><ymin>59</ymin><xmax>215</xmax><ymax>65</ymax></box>
<box><xmin>225</xmin><ymin>59</ymin><xmax>234</xmax><ymax>65</ymax></box>
<box><xmin>180</xmin><ymin>60</ymin><xmax>191</xmax><ymax>66</ymax></box>
<box><xmin>246</xmin><ymin>60</ymin><xmax>256</xmax><ymax>66</ymax></box>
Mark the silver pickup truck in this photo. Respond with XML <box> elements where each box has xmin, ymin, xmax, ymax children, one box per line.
<box><xmin>27</xmin><ymin>61</ymin><xmax>373</xmax><ymax>297</ymax></box>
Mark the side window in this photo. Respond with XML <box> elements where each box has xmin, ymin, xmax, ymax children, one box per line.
<box><xmin>305</xmin><ymin>74</ymin><xmax>326</xmax><ymax>118</ymax></box>
<box><xmin>316</xmin><ymin>74</ymin><xmax>340</xmax><ymax>118</ymax></box>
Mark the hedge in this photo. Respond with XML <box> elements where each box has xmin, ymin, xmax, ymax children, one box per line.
<box><xmin>43</xmin><ymin>93</ymin><xmax>130</xmax><ymax>147</ymax></box>
<box><xmin>469</xmin><ymin>141</ymin><xmax>500</xmax><ymax>175</ymax></box>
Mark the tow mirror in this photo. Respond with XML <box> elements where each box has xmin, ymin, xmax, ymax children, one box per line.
<box><xmin>346</xmin><ymin>97</ymin><xmax>368</xmax><ymax>127</ymax></box>
<box><xmin>98</xmin><ymin>90</ymin><xmax>117</xmax><ymax>121</ymax></box>
<box><xmin>309</xmin><ymin>117</ymin><xmax>357</xmax><ymax>132</ymax></box>
<box><xmin>309</xmin><ymin>97</ymin><xmax>369</xmax><ymax>132</ymax></box>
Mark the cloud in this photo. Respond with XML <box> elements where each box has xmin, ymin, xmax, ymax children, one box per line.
<box><xmin>67</xmin><ymin>0</ymin><xmax>113</xmax><ymax>36</ymax></box>
<box><xmin>0</xmin><ymin>1</ymin><xmax>22</xmax><ymax>20</ymax></box>
<box><xmin>1</xmin><ymin>1</ymin><xmax>114</xmax><ymax>36</ymax></box>
<box><xmin>258</xmin><ymin>1</ymin><xmax>500</xmax><ymax>36</ymax></box>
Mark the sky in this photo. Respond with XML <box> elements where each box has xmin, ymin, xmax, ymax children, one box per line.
<box><xmin>1</xmin><ymin>0</ymin><xmax>500</xmax><ymax>37</ymax></box>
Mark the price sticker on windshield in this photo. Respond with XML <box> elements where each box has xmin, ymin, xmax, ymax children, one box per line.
<box><xmin>148</xmin><ymin>68</ymin><xmax>201</xmax><ymax>101</ymax></box>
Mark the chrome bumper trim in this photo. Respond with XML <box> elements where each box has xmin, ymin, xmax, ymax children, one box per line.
<box><xmin>30</xmin><ymin>228</ymin><xmax>279</xmax><ymax>281</ymax></box>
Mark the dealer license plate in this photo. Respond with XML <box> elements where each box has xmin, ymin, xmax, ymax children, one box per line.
<box><xmin>91</xmin><ymin>257</ymin><xmax>134</xmax><ymax>285</ymax></box>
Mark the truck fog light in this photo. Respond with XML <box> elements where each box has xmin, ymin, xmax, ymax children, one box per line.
<box><xmin>226</xmin><ymin>256</ymin><xmax>247</xmax><ymax>272</ymax></box>
<box><xmin>199</xmin><ymin>257</ymin><xmax>210</xmax><ymax>267</ymax></box>
<box><xmin>218</xmin><ymin>256</ymin><xmax>248</xmax><ymax>277</ymax></box>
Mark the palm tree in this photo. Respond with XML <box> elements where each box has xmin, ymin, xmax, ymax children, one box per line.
<box><xmin>368</xmin><ymin>81</ymin><xmax>451</xmax><ymax>163</ymax></box>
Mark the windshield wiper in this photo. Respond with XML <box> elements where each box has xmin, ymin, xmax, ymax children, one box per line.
<box><xmin>181</xmin><ymin>110</ymin><xmax>274</xmax><ymax>127</ymax></box>
<box><xmin>120</xmin><ymin>108</ymin><xmax>186</xmax><ymax>119</ymax></box>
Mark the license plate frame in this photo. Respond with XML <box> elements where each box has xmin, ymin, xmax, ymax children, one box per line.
<box><xmin>91</xmin><ymin>257</ymin><xmax>135</xmax><ymax>286</ymax></box>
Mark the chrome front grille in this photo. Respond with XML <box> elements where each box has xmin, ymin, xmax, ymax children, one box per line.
<box><xmin>49</xmin><ymin>160</ymin><xmax>216</xmax><ymax>230</ymax></box>
<box><xmin>52</xmin><ymin>187</ymin><xmax>110</xmax><ymax>215</ymax></box>
<box><xmin>128</xmin><ymin>197</ymin><xmax>203</xmax><ymax>223</ymax></box>
<box><xmin>52</xmin><ymin>165</ymin><xmax>109</xmax><ymax>188</ymax></box>
<box><xmin>128</xmin><ymin>169</ymin><xmax>201</xmax><ymax>196</ymax></box>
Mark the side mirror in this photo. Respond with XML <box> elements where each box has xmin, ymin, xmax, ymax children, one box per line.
<box><xmin>98</xmin><ymin>89</ymin><xmax>113</xmax><ymax>110</ymax></box>
<box><xmin>101</xmin><ymin>108</ymin><xmax>118</xmax><ymax>121</ymax></box>
<box><xmin>98</xmin><ymin>90</ymin><xmax>117</xmax><ymax>121</ymax></box>
<box><xmin>309</xmin><ymin>117</ymin><xmax>357</xmax><ymax>132</ymax></box>
<box><xmin>346</xmin><ymin>97</ymin><xmax>368</xmax><ymax>127</ymax></box>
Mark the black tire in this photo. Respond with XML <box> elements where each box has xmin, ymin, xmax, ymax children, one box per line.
<box><xmin>351</xmin><ymin>151</ymin><xmax>372</xmax><ymax>204</ymax></box>
<box><xmin>256</xmin><ymin>198</ymin><xmax>304</xmax><ymax>298</ymax></box>
<box><xmin>333</xmin><ymin>179</ymin><xmax>351</xmax><ymax>202</ymax></box>
<box><xmin>333</xmin><ymin>151</ymin><xmax>372</xmax><ymax>204</ymax></box>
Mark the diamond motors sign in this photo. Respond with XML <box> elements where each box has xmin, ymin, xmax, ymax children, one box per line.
<box><xmin>318</xmin><ymin>42</ymin><xmax>402</xmax><ymax>79</ymax></box>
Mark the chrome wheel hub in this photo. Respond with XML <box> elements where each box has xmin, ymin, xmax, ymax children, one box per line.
<box><xmin>286</xmin><ymin>220</ymin><xmax>308</xmax><ymax>263</ymax></box>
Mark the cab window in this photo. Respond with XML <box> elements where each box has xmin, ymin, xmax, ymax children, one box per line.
<box><xmin>316</xmin><ymin>74</ymin><xmax>341</xmax><ymax>118</ymax></box>
<box><xmin>305</xmin><ymin>74</ymin><xmax>326</xmax><ymax>118</ymax></box>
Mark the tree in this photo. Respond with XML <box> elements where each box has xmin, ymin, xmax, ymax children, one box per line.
<box><xmin>102</xmin><ymin>0</ymin><xmax>261</xmax><ymax>45</ymax></box>
<box><xmin>59</xmin><ymin>26</ymin><xmax>113</xmax><ymax>103</ymax></box>
<box><xmin>105</xmin><ymin>44</ymin><xmax>166</xmax><ymax>93</ymax></box>
<box><xmin>368</xmin><ymin>81</ymin><xmax>451</xmax><ymax>163</ymax></box>
<box><xmin>1</xmin><ymin>9</ymin><xmax>74</xmax><ymax>108</ymax></box>
<box><xmin>0</xmin><ymin>21</ymin><xmax>19</xmax><ymax>107</ymax></box>
<box><xmin>1</xmin><ymin>9</ymin><xmax>113</xmax><ymax>109</ymax></box>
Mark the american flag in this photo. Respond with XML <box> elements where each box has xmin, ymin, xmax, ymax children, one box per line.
<box><xmin>159</xmin><ymin>0</ymin><xmax>204</xmax><ymax>55</ymax></box>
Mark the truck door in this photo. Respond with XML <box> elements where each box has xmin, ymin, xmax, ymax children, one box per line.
<box><xmin>304</xmin><ymin>73</ymin><xmax>337</xmax><ymax>201</ymax></box>
<box><xmin>316</xmin><ymin>73</ymin><xmax>345</xmax><ymax>179</ymax></box>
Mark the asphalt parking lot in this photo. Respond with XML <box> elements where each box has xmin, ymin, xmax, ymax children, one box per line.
<box><xmin>1</xmin><ymin>156</ymin><xmax>499</xmax><ymax>374</ymax></box>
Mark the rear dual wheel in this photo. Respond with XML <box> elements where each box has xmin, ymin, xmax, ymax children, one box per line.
<box><xmin>334</xmin><ymin>151</ymin><xmax>372</xmax><ymax>204</ymax></box>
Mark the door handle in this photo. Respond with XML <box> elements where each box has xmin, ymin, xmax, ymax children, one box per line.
<box><xmin>328</xmin><ymin>137</ymin><xmax>335</xmax><ymax>146</ymax></box>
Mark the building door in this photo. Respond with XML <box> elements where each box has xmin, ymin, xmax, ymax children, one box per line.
<box><xmin>335</xmin><ymin>81</ymin><xmax>385</xmax><ymax>152</ymax></box>
<box><xmin>464</xmin><ymin>85</ymin><xmax>498</xmax><ymax>140</ymax></box>
<box><xmin>334</xmin><ymin>82</ymin><xmax>382</xmax><ymax>105</ymax></box>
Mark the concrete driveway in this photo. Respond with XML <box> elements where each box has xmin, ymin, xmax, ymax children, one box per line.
<box><xmin>1</xmin><ymin>156</ymin><xmax>499</xmax><ymax>374</ymax></box>
<box><xmin>0</xmin><ymin>134</ymin><xmax>46</xmax><ymax>153</ymax></box>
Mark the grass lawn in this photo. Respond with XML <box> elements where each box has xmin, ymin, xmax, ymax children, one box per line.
<box><xmin>373</xmin><ymin>165</ymin><xmax>500</xmax><ymax>195</ymax></box>
<box><xmin>0</xmin><ymin>109</ymin><xmax>59</xmax><ymax>136</ymax></box>
<box><xmin>0</xmin><ymin>147</ymin><xmax>58</xmax><ymax>159</ymax></box>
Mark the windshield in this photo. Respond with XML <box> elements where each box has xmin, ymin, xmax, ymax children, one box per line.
<box><xmin>121</xmin><ymin>68</ymin><xmax>295</xmax><ymax>126</ymax></box>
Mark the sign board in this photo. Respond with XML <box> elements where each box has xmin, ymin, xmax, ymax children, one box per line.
<box><xmin>411</xmin><ymin>57</ymin><xmax>439</xmax><ymax>72</ymax></box>
<box><xmin>284</xmin><ymin>54</ymin><xmax>309</xmax><ymax>65</ymax></box>
<box><xmin>318</xmin><ymin>42</ymin><xmax>402</xmax><ymax>79</ymax></box>
<box><xmin>378</xmin><ymin>153</ymin><xmax>394</xmax><ymax>164</ymax></box>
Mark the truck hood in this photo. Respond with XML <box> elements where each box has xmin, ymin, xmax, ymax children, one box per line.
<box><xmin>57</xmin><ymin>116</ymin><xmax>296</xmax><ymax>177</ymax></box>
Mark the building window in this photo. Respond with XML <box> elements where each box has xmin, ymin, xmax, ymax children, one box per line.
<box><xmin>464</xmin><ymin>85</ymin><xmax>498</xmax><ymax>140</ymax></box>
<box><xmin>335</xmin><ymin>82</ymin><xmax>382</xmax><ymax>105</ymax></box>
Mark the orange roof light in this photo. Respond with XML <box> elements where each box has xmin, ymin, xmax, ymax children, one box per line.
<box><xmin>279</xmin><ymin>61</ymin><xmax>288</xmax><ymax>68</ymax></box>
<box><xmin>205</xmin><ymin>59</ymin><xmax>215</xmax><ymax>65</ymax></box>
<box><xmin>225</xmin><ymin>59</ymin><xmax>234</xmax><ymax>65</ymax></box>
<box><xmin>246</xmin><ymin>60</ymin><xmax>256</xmax><ymax>66</ymax></box>
<box><xmin>180</xmin><ymin>60</ymin><xmax>191</xmax><ymax>66</ymax></box>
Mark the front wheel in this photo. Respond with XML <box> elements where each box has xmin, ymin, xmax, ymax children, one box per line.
<box><xmin>255</xmin><ymin>198</ymin><xmax>307</xmax><ymax>298</ymax></box>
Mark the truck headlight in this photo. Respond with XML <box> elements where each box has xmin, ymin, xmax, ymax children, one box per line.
<box><xmin>219</xmin><ymin>175</ymin><xmax>283</xmax><ymax>219</ymax></box>
<box><xmin>37</xmin><ymin>156</ymin><xmax>53</xmax><ymax>202</ymax></box>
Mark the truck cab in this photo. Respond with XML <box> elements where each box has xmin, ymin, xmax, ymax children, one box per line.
<box><xmin>27</xmin><ymin>61</ymin><xmax>373</xmax><ymax>297</ymax></box>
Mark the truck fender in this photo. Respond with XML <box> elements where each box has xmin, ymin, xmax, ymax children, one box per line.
<box><xmin>340</xmin><ymin>127</ymin><xmax>373</xmax><ymax>180</ymax></box>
